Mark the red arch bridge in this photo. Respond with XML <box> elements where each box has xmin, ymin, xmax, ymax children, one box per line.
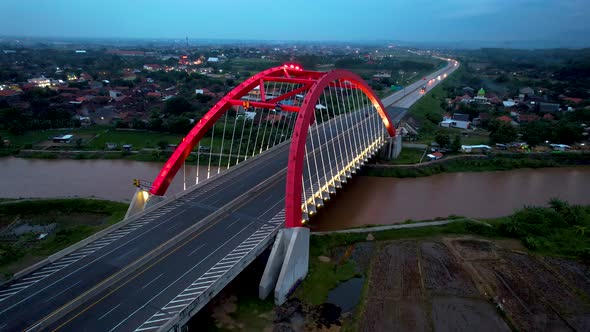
<box><xmin>0</xmin><ymin>61</ymin><xmax>458</xmax><ymax>332</ymax></box>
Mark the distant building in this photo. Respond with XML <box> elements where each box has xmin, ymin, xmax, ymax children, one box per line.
<box><xmin>109</xmin><ymin>90</ymin><xmax>123</xmax><ymax>99</ymax></box>
<box><xmin>143</xmin><ymin>64</ymin><xmax>162</xmax><ymax>71</ymax></box>
<box><xmin>440</xmin><ymin>113</ymin><xmax>471</xmax><ymax>129</ymax></box>
<box><xmin>52</xmin><ymin>134</ymin><xmax>74</xmax><ymax>143</ymax></box>
<box><xmin>207</xmin><ymin>57</ymin><xmax>219</xmax><ymax>63</ymax></box>
<box><xmin>107</xmin><ymin>50</ymin><xmax>145</xmax><ymax>57</ymax></box>
<box><xmin>519</xmin><ymin>87</ymin><xmax>535</xmax><ymax>96</ymax></box>
<box><xmin>27</xmin><ymin>76</ymin><xmax>51</xmax><ymax>88</ymax></box>
<box><xmin>473</xmin><ymin>87</ymin><xmax>488</xmax><ymax>104</ymax></box>
<box><xmin>538</xmin><ymin>102</ymin><xmax>560</xmax><ymax>113</ymax></box>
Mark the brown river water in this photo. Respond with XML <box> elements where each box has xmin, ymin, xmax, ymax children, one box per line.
<box><xmin>1</xmin><ymin>157</ymin><xmax>589</xmax><ymax>231</ymax></box>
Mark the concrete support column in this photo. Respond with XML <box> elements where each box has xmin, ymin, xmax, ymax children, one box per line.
<box><xmin>259</xmin><ymin>227</ymin><xmax>310</xmax><ymax>305</ymax></box>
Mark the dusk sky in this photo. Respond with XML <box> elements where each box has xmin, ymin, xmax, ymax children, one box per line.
<box><xmin>1</xmin><ymin>0</ymin><xmax>588</xmax><ymax>43</ymax></box>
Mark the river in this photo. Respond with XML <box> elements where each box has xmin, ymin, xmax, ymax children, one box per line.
<box><xmin>312</xmin><ymin>167</ymin><xmax>590</xmax><ymax>231</ymax></box>
<box><xmin>0</xmin><ymin>157</ymin><xmax>208</xmax><ymax>202</ymax></box>
<box><xmin>1</xmin><ymin>157</ymin><xmax>589</xmax><ymax>230</ymax></box>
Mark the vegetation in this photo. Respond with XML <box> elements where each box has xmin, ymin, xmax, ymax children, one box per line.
<box><xmin>367</xmin><ymin>152</ymin><xmax>590</xmax><ymax>177</ymax></box>
<box><xmin>387</xmin><ymin>147</ymin><xmax>425</xmax><ymax>165</ymax></box>
<box><xmin>293</xmin><ymin>259</ymin><xmax>358</xmax><ymax>305</ymax></box>
<box><xmin>496</xmin><ymin>199</ymin><xmax>590</xmax><ymax>258</ymax></box>
<box><xmin>0</xmin><ymin>198</ymin><xmax>127</xmax><ymax>278</ymax></box>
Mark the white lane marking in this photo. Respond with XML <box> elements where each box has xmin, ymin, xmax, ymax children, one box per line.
<box><xmin>114</xmin><ymin>222</ymin><xmax>253</xmax><ymax>332</ymax></box>
<box><xmin>116</xmin><ymin>248</ymin><xmax>138</xmax><ymax>261</ymax></box>
<box><xmin>174</xmin><ymin>290</ymin><xmax>202</xmax><ymax>298</ymax></box>
<box><xmin>224</xmin><ymin>218</ymin><xmax>241</xmax><ymax>231</ymax></box>
<box><xmin>184</xmin><ymin>285</ymin><xmax>209</xmax><ymax>292</ymax></box>
<box><xmin>168</xmin><ymin>298</ymin><xmax>193</xmax><ymax>304</ymax></box>
<box><xmin>162</xmin><ymin>304</ymin><xmax>187</xmax><ymax>310</ymax></box>
<box><xmin>166</xmin><ymin>223</ymin><xmax>181</xmax><ymax>231</ymax></box>
<box><xmin>0</xmin><ymin>288</ymin><xmax>18</xmax><ymax>295</ymax></box>
<box><xmin>144</xmin><ymin>317</ymin><xmax>172</xmax><ymax>324</ymax></box>
<box><xmin>152</xmin><ymin>312</ymin><xmax>169</xmax><ymax>317</ymax></box>
<box><xmin>0</xmin><ymin>208</ymin><xmax>189</xmax><ymax>318</ymax></box>
<box><xmin>43</xmin><ymin>281</ymin><xmax>81</xmax><ymax>303</ymax></box>
<box><xmin>98</xmin><ymin>303</ymin><xmax>121</xmax><ymax>321</ymax></box>
<box><xmin>20</xmin><ymin>275</ymin><xmax>45</xmax><ymax>282</ymax></box>
<box><xmin>140</xmin><ymin>274</ymin><xmax>163</xmax><ymax>290</ymax></box>
<box><xmin>187</xmin><ymin>243</ymin><xmax>206</xmax><ymax>257</ymax></box>
<box><xmin>135</xmin><ymin>326</ymin><xmax>159</xmax><ymax>331</ymax></box>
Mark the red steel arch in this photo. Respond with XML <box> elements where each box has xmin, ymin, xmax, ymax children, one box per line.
<box><xmin>150</xmin><ymin>64</ymin><xmax>323</xmax><ymax>196</ymax></box>
<box><xmin>284</xmin><ymin>70</ymin><xmax>395</xmax><ymax>228</ymax></box>
<box><xmin>150</xmin><ymin>66</ymin><xmax>286</xmax><ymax>196</ymax></box>
<box><xmin>149</xmin><ymin>66</ymin><xmax>395</xmax><ymax>229</ymax></box>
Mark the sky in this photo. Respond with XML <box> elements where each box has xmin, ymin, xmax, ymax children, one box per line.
<box><xmin>1</xmin><ymin>0</ymin><xmax>589</xmax><ymax>45</ymax></box>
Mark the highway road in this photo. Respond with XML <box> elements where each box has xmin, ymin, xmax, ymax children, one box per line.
<box><xmin>0</xmin><ymin>60</ymin><xmax>458</xmax><ymax>332</ymax></box>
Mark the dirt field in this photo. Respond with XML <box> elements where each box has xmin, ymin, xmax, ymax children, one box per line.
<box><xmin>191</xmin><ymin>236</ymin><xmax>590</xmax><ymax>331</ymax></box>
<box><xmin>358</xmin><ymin>237</ymin><xmax>590</xmax><ymax>331</ymax></box>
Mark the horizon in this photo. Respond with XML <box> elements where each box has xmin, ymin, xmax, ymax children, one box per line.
<box><xmin>1</xmin><ymin>0</ymin><xmax>589</xmax><ymax>49</ymax></box>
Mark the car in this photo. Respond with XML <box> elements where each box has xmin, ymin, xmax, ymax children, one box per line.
<box><xmin>420</xmin><ymin>86</ymin><xmax>426</xmax><ymax>93</ymax></box>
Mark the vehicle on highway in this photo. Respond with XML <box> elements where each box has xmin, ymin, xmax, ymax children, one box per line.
<box><xmin>420</xmin><ymin>86</ymin><xmax>426</xmax><ymax>93</ymax></box>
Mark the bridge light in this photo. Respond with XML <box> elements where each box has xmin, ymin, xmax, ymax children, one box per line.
<box><xmin>290</xmin><ymin>64</ymin><xmax>294</xmax><ymax>68</ymax></box>
<box><xmin>295</xmin><ymin>66</ymin><xmax>300</xmax><ymax>70</ymax></box>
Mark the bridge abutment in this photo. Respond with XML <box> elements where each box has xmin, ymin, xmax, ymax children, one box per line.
<box><xmin>259</xmin><ymin>227</ymin><xmax>309</xmax><ymax>305</ymax></box>
<box><xmin>124</xmin><ymin>189</ymin><xmax>165</xmax><ymax>218</ymax></box>
<box><xmin>380</xmin><ymin>130</ymin><xmax>403</xmax><ymax>160</ymax></box>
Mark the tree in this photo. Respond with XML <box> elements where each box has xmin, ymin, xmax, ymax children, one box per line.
<box><xmin>451</xmin><ymin>135</ymin><xmax>462</xmax><ymax>152</ymax></box>
<box><xmin>520</xmin><ymin>120</ymin><xmax>552</xmax><ymax>146</ymax></box>
<box><xmin>434</xmin><ymin>131</ymin><xmax>451</xmax><ymax>148</ymax></box>
<box><xmin>165</xmin><ymin>97</ymin><xmax>193</xmax><ymax>116</ymax></box>
<box><xmin>489</xmin><ymin>119</ymin><xmax>517</xmax><ymax>144</ymax></box>
<box><xmin>157</xmin><ymin>140</ymin><xmax>168</xmax><ymax>150</ymax></box>
<box><xmin>552</xmin><ymin>120</ymin><xmax>583</xmax><ymax>144</ymax></box>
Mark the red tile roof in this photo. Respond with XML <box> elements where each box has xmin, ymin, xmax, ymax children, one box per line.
<box><xmin>562</xmin><ymin>97</ymin><xmax>583</xmax><ymax>104</ymax></box>
<box><xmin>497</xmin><ymin>115</ymin><xmax>512</xmax><ymax>123</ymax></box>
<box><xmin>0</xmin><ymin>90</ymin><xmax>21</xmax><ymax>97</ymax></box>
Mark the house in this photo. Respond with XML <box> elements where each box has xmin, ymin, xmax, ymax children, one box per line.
<box><xmin>519</xmin><ymin>87</ymin><xmax>535</xmax><ymax>97</ymax></box>
<box><xmin>0</xmin><ymin>89</ymin><xmax>22</xmax><ymax>103</ymax></box>
<box><xmin>143</xmin><ymin>64</ymin><xmax>161</xmax><ymax>71</ymax></box>
<box><xmin>517</xmin><ymin>113</ymin><xmax>539</xmax><ymax>123</ymax></box>
<box><xmin>503</xmin><ymin>99</ymin><xmax>516</xmax><ymax>107</ymax></box>
<box><xmin>550</xmin><ymin>144</ymin><xmax>570</xmax><ymax>151</ymax></box>
<box><xmin>426</xmin><ymin>152</ymin><xmax>444</xmax><ymax>160</ymax></box>
<box><xmin>473</xmin><ymin>87</ymin><xmax>488</xmax><ymax>104</ymax></box>
<box><xmin>109</xmin><ymin>90</ymin><xmax>123</xmax><ymax>99</ymax></box>
<box><xmin>207</xmin><ymin>57</ymin><xmax>219</xmax><ymax>63</ymax></box>
<box><xmin>497</xmin><ymin>115</ymin><xmax>513</xmax><ymax>123</ymax></box>
<box><xmin>105</xmin><ymin>143</ymin><xmax>118</xmax><ymax>150</ymax></box>
<box><xmin>538</xmin><ymin>102</ymin><xmax>560</xmax><ymax>113</ymax></box>
<box><xmin>122</xmin><ymin>73</ymin><xmax>137</xmax><ymax>81</ymax></box>
<box><xmin>543</xmin><ymin>113</ymin><xmax>555</xmax><ymax>121</ymax></box>
<box><xmin>52</xmin><ymin>134</ymin><xmax>74</xmax><ymax>143</ymax></box>
<box><xmin>440</xmin><ymin>113</ymin><xmax>471</xmax><ymax>129</ymax></box>
<box><xmin>561</xmin><ymin>96</ymin><xmax>583</xmax><ymax>105</ymax></box>
<box><xmin>462</xmin><ymin>87</ymin><xmax>475</xmax><ymax>95</ymax></box>
<box><xmin>461</xmin><ymin>145</ymin><xmax>492</xmax><ymax>153</ymax></box>
<box><xmin>452</xmin><ymin>113</ymin><xmax>470</xmax><ymax>122</ymax></box>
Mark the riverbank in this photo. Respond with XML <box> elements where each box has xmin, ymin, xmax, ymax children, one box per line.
<box><xmin>365</xmin><ymin>151</ymin><xmax>590</xmax><ymax>178</ymax></box>
<box><xmin>0</xmin><ymin>198</ymin><xmax>127</xmax><ymax>280</ymax></box>
<box><xmin>193</xmin><ymin>200</ymin><xmax>590</xmax><ymax>330</ymax></box>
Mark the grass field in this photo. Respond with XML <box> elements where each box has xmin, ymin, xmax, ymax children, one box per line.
<box><xmin>0</xmin><ymin>198</ymin><xmax>127</xmax><ymax>279</ymax></box>
<box><xmin>388</xmin><ymin>147</ymin><xmax>425</xmax><ymax>164</ymax></box>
